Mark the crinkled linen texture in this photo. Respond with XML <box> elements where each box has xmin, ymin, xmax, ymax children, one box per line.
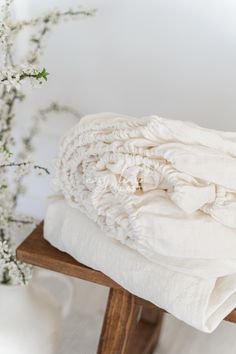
<box><xmin>48</xmin><ymin>112</ymin><xmax>236</xmax><ymax>332</ymax></box>
<box><xmin>44</xmin><ymin>197</ymin><xmax>236</xmax><ymax>333</ymax></box>
<box><xmin>54</xmin><ymin>113</ymin><xmax>236</xmax><ymax>270</ymax></box>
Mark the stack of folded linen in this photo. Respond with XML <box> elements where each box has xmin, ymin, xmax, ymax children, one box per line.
<box><xmin>44</xmin><ymin>112</ymin><xmax>236</xmax><ymax>332</ymax></box>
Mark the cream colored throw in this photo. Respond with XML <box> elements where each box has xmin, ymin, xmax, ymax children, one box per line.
<box><xmin>48</xmin><ymin>112</ymin><xmax>236</xmax><ymax>331</ymax></box>
<box><xmin>44</xmin><ymin>196</ymin><xmax>236</xmax><ymax>333</ymax></box>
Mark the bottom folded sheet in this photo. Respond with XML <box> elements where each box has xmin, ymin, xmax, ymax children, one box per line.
<box><xmin>44</xmin><ymin>195</ymin><xmax>236</xmax><ymax>333</ymax></box>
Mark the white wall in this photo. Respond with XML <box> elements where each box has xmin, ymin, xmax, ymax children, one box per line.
<box><xmin>13</xmin><ymin>0</ymin><xmax>236</xmax><ymax>217</ymax></box>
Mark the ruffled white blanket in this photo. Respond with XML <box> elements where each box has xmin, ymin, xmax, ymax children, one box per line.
<box><xmin>50</xmin><ymin>112</ymin><xmax>236</xmax><ymax>331</ymax></box>
<box><xmin>54</xmin><ymin>113</ymin><xmax>236</xmax><ymax>273</ymax></box>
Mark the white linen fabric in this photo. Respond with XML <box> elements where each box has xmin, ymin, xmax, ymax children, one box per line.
<box><xmin>54</xmin><ymin>113</ymin><xmax>236</xmax><ymax>269</ymax></box>
<box><xmin>50</xmin><ymin>113</ymin><xmax>236</xmax><ymax>331</ymax></box>
<box><xmin>44</xmin><ymin>196</ymin><xmax>236</xmax><ymax>333</ymax></box>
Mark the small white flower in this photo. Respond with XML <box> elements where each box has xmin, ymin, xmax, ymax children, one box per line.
<box><xmin>0</xmin><ymin>0</ymin><xmax>94</xmax><ymax>286</ymax></box>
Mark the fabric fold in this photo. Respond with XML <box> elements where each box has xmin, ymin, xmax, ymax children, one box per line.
<box><xmin>44</xmin><ymin>196</ymin><xmax>236</xmax><ymax>332</ymax></box>
<box><xmin>54</xmin><ymin>112</ymin><xmax>236</xmax><ymax>263</ymax></box>
<box><xmin>49</xmin><ymin>112</ymin><xmax>236</xmax><ymax>332</ymax></box>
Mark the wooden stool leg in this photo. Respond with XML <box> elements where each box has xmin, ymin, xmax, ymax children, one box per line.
<box><xmin>140</xmin><ymin>307</ymin><xmax>164</xmax><ymax>353</ymax></box>
<box><xmin>97</xmin><ymin>288</ymin><xmax>140</xmax><ymax>354</ymax></box>
<box><xmin>97</xmin><ymin>288</ymin><xmax>164</xmax><ymax>354</ymax></box>
<box><xmin>126</xmin><ymin>306</ymin><xmax>164</xmax><ymax>354</ymax></box>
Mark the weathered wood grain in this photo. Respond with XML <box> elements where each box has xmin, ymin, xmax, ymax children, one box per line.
<box><xmin>97</xmin><ymin>289</ymin><xmax>140</xmax><ymax>354</ymax></box>
<box><xmin>126</xmin><ymin>307</ymin><xmax>164</xmax><ymax>354</ymax></box>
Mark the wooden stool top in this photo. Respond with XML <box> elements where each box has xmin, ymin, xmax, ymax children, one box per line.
<box><xmin>16</xmin><ymin>222</ymin><xmax>236</xmax><ymax>323</ymax></box>
<box><xmin>16</xmin><ymin>222</ymin><xmax>122</xmax><ymax>290</ymax></box>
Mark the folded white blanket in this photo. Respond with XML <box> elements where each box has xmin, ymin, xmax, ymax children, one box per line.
<box><xmin>44</xmin><ymin>196</ymin><xmax>236</xmax><ymax>333</ymax></box>
<box><xmin>54</xmin><ymin>113</ymin><xmax>236</xmax><ymax>276</ymax></box>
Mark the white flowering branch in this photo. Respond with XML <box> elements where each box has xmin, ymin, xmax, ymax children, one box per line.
<box><xmin>0</xmin><ymin>0</ymin><xmax>94</xmax><ymax>285</ymax></box>
<box><xmin>0</xmin><ymin>161</ymin><xmax>50</xmax><ymax>174</ymax></box>
<box><xmin>0</xmin><ymin>67</ymin><xmax>48</xmax><ymax>84</ymax></box>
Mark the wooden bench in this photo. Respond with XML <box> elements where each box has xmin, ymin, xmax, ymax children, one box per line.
<box><xmin>16</xmin><ymin>222</ymin><xmax>236</xmax><ymax>354</ymax></box>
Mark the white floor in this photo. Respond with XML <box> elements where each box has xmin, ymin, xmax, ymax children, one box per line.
<box><xmin>56</xmin><ymin>278</ymin><xmax>236</xmax><ymax>354</ymax></box>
